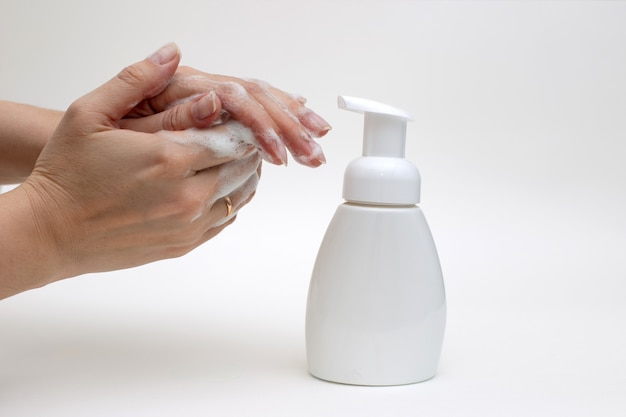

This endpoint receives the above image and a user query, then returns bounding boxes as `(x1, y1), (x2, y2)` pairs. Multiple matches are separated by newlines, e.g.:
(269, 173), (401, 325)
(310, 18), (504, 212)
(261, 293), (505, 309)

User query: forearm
(0, 101), (63, 184)
(0, 185), (63, 299)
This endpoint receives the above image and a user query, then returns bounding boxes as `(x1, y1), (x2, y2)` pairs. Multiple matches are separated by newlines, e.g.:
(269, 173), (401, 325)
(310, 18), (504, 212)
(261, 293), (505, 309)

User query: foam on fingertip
(293, 140), (327, 167)
(257, 128), (288, 166)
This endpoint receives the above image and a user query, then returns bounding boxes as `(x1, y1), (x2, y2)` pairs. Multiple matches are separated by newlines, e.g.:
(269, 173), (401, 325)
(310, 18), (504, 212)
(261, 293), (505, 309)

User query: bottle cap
(339, 96), (421, 205)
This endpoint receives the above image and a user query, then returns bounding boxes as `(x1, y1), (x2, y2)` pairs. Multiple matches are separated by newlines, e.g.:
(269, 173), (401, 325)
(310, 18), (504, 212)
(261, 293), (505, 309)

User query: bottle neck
(342, 156), (421, 205)
(363, 113), (407, 157)
(344, 201), (417, 209)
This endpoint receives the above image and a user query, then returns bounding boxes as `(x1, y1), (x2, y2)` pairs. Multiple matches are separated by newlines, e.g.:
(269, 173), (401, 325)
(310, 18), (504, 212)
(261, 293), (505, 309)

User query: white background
(1, 1), (625, 416)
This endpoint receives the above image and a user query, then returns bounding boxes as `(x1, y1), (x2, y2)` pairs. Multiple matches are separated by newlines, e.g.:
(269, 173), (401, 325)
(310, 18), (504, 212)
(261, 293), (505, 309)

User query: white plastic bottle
(305, 96), (446, 386)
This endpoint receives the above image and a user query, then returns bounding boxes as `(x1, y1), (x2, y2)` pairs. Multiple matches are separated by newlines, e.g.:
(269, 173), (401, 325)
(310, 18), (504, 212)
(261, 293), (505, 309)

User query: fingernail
(316, 151), (327, 165)
(304, 142), (327, 167)
(147, 42), (179, 65)
(291, 93), (307, 104)
(319, 124), (332, 135)
(279, 151), (289, 166)
(276, 143), (289, 166)
(192, 92), (218, 121)
(303, 110), (332, 138)
(257, 129), (288, 166)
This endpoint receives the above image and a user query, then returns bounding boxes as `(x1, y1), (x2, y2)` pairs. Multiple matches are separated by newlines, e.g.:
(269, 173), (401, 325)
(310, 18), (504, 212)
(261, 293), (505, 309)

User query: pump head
(339, 96), (421, 205)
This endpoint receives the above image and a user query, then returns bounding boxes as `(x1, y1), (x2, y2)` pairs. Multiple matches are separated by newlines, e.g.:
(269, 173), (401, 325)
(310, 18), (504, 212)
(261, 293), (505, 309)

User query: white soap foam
(186, 151), (261, 225)
(293, 140), (326, 166)
(160, 120), (257, 159)
(160, 75), (329, 167)
(213, 152), (261, 200)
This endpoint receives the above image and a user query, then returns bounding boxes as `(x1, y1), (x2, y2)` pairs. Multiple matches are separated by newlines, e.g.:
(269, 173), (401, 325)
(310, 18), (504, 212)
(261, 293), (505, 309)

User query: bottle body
(305, 203), (446, 386)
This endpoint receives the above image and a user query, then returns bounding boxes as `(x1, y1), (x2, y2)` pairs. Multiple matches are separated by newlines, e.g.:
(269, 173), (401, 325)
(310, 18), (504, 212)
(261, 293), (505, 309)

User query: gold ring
(224, 196), (233, 217)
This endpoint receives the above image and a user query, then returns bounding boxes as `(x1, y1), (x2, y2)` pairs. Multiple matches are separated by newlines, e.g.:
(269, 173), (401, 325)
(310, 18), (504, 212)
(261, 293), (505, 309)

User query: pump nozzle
(339, 95), (420, 205)
(338, 96), (413, 158)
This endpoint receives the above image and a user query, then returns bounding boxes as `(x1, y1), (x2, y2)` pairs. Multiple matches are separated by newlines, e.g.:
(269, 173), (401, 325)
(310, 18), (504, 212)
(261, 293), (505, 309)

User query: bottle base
(307, 369), (438, 387)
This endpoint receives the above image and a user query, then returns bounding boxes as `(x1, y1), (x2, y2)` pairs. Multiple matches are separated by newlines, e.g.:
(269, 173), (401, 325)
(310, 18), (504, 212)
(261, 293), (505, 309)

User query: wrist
(0, 183), (71, 299)
(0, 102), (63, 184)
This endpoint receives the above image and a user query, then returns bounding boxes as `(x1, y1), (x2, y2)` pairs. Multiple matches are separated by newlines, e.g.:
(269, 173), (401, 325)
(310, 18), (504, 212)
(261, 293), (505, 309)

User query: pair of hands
(20, 43), (330, 283)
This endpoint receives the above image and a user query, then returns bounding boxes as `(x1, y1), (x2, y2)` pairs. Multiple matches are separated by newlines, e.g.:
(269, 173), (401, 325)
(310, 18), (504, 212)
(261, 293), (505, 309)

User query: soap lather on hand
(128, 67), (332, 167)
(0, 43), (331, 301)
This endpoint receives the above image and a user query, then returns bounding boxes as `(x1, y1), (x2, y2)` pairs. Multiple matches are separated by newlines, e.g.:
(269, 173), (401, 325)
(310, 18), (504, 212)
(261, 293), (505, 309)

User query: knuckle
(243, 80), (264, 95)
(65, 100), (83, 118)
(61, 99), (95, 134)
(244, 77), (270, 91)
(117, 64), (147, 87)
(219, 81), (248, 97)
(162, 106), (184, 131)
(148, 143), (192, 179)
(149, 144), (176, 177)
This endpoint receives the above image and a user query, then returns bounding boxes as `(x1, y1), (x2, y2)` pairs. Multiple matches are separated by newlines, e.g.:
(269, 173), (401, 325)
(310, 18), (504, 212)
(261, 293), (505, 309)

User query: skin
(0, 43), (331, 183)
(139, 68), (331, 166)
(0, 43), (329, 299)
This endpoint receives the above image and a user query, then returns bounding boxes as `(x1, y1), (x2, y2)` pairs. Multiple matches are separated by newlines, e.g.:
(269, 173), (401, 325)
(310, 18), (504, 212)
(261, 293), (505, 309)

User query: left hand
(125, 65), (331, 167)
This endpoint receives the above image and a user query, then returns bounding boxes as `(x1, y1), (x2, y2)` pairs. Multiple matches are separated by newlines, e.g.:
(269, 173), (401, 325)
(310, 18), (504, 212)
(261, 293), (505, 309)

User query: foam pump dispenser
(305, 96), (446, 386)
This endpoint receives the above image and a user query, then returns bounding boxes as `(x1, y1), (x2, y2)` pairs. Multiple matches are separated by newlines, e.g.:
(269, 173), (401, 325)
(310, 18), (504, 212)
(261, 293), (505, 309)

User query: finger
(266, 86), (332, 138)
(221, 77), (328, 167)
(76, 43), (181, 124)
(156, 120), (258, 172)
(145, 69), (330, 166)
(214, 81), (289, 166)
(176, 217), (237, 256)
(138, 66), (203, 111)
(187, 153), (260, 231)
(151, 69), (288, 166)
(184, 150), (261, 218)
(241, 83), (328, 167)
(120, 92), (222, 133)
(229, 173), (259, 213)
(205, 169), (260, 227)
(200, 217), (236, 244)
(211, 151), (262, 201)
(256, 158), (263, 178)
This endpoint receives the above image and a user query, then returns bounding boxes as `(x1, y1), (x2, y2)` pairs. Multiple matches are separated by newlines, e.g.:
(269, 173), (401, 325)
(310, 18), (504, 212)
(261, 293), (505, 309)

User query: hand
(0, 44), (226, 185)
(17, 44), (261, 283)
(127, 65), (332, 167)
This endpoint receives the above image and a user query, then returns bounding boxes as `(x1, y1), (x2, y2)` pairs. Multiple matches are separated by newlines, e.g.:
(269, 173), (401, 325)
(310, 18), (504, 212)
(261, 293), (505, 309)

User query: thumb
(76, 43), (181, 124)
